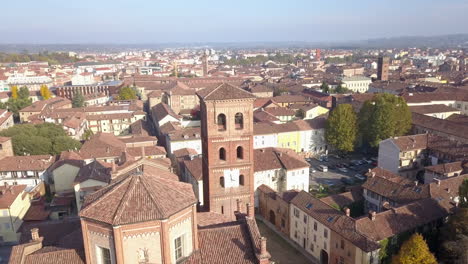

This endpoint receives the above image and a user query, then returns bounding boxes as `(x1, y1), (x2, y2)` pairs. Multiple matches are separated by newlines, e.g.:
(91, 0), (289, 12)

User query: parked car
(318, 165), (328, 172)
(341, 177), (355, 185)
(329, 165), (337, 170)
(353, 174), (366, 181)
(310, 168), (317, 173)
(338, 167), (348, 173)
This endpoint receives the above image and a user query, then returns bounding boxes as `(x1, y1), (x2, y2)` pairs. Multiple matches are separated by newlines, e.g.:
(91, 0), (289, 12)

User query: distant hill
(0, 34), (467, 52)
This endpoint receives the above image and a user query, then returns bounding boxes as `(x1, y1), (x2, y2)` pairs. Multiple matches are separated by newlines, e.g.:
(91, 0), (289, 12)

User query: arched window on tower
(236, 146), (244, 160)
(234, 113), (243, 129)
(220, 177), (225, 188)
(217, 114), (226, 131)
(239, 174), (245, 186)
(219, 147), (226, 161)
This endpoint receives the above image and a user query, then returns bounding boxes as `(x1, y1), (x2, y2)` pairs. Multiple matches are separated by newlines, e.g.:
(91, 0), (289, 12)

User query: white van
(318, 165), (328, 172)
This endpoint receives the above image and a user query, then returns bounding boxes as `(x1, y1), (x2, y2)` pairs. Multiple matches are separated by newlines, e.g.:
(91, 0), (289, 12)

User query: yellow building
(0, 184), (31, 243)
(277, 124), (301, 152)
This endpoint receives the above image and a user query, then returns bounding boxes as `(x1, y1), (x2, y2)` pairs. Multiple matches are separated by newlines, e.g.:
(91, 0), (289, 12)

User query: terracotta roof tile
(197, 83), (256, 101)
(80, 169), (196, 225)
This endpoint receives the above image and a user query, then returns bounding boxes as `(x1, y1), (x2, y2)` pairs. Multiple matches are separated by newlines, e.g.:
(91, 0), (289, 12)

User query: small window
(235, 112), (244, 129)
(236, 146), (244, 159)
(314, 222), (317, 231)
(174, 236), (184, 261)
(220, 177), (225, 188)
(97, 246), (111, 264)
(324, 229), (328, 238)
(219, 147), (226, 161)
(221, 206), (224, 214)
(239, 174), (245, 186)
(341, 239), (345, 249)
(217, 114), (226, 131)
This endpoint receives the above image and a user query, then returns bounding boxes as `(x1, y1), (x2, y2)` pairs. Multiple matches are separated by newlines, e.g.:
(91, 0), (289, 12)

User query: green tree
(325, 104), (357, 152)
(359, 94), (412, 148)
(460, 179), (468, 208)
(117, 86), (137, 100)
(40, 85), (52, 99)
(72, 92), (85, 108)
(295, 109), (305, 119)
(11, 86), (18, 99)
(439, 207), (468, 264)
(18, 86), (30, 100)
(320, 82), (330, 93)
(335, 83), (349, 94)
(52, 136), (82, 153)
(82, 129), (94, 141)
(392, 233), (437, 264)
(0, 123), (81, 155)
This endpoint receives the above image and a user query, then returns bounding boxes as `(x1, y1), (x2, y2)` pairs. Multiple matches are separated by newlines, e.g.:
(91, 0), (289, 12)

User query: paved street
(257, 220), (311, 264)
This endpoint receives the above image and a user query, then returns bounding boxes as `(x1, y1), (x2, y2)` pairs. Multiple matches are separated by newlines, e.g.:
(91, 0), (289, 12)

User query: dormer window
(217, 114), (226, 131)
(235, 113), (243, 129)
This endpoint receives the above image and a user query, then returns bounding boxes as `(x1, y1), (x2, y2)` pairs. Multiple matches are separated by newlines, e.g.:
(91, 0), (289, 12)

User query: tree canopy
(0, 51), (79, 65)
(359, 93), (412, 148)
(320, 82), (330, 93)
(0, 123), (81, 155)
(438, 206), (468, 264)
(72, 92), (85, 108)
(40, 85), (52, 99)
(0, 86), (32, 120)
(117, 86), (138, 100)
(392, 233), (437, 264)
(325, 104), (358, 152)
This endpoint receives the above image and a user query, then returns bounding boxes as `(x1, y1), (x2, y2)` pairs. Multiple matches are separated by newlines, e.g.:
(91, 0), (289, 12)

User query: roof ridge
(80, 174), (132, 218)
(139, 175), (166, 217)
(112, 175), (140, 224)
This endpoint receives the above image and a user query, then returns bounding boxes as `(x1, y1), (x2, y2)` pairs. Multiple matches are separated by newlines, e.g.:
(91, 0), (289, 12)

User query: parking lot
(307, 155), (377, 190)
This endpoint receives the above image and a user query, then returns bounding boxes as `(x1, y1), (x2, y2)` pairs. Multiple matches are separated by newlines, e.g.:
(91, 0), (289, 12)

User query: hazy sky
(2, 0), (468, 44)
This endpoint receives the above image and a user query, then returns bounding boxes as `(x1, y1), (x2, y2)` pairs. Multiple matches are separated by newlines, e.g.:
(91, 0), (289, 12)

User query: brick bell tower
(197, 83), (256, 220)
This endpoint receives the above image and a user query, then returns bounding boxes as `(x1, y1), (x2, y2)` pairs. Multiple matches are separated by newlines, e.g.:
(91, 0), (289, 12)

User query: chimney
(344, 208), (350, 217)
(371, 172), (376, 178)
(414, 181), (418, 186)
(247, 203), (254, 218)
(141, 146), (145, 158)
(434, 178), (441, 185)
(236, 199), (243, 213)
(111, 162), (117, 172)
(260, 237), (267, 256)
(369, 211), (376, 221)
(31, 228), (40, 241)
(106, 146), (110, 153)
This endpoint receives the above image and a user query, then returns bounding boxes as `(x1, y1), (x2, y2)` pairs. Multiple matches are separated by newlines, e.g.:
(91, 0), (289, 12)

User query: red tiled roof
(0, 185), (27, 209)
(80, 170), (196, 225)
(197, 83), (256, 101)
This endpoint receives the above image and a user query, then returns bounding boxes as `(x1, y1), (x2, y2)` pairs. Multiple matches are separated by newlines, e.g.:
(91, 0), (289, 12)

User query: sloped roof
(80, 169), (196, 225)
(197, 83), (256, 101)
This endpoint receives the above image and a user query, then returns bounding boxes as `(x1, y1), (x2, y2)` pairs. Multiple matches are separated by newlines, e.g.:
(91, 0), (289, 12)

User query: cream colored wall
(74, 179), (108, 212)
(290, 204), (331, 261)
(304, 106), (329, 120)
(0, 190), (30, 242)
(121, 231), (162, 264)
(169, 216), (193, 263)
(53, 164), (81, 193)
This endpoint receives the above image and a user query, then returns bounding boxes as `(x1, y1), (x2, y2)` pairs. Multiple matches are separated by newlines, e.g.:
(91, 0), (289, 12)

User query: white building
(253, 148), (309, 206)
(341, 76), (372, 93)
(71, 72), (95, 85)
(290, 191), (332, 263)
